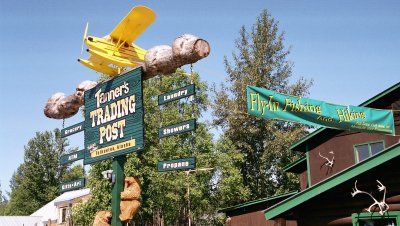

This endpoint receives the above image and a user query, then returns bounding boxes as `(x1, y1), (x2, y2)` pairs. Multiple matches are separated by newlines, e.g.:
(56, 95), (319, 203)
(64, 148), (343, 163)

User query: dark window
(370, 142), (384, 155)
(61, 208), (67, 223)
(351, 211), (399, 226)
(354, 141), (385, 163)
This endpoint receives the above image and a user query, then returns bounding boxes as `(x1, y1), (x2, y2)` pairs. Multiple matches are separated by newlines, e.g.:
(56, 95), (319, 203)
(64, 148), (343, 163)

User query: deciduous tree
(72, 70), (247, 225)
(4, 129), (80, 215)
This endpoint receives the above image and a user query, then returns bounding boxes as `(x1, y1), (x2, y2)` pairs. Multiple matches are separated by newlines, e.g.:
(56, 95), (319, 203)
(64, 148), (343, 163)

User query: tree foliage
(72, 70), (248, 225)
(4, 129), (81, 215)
(0, 182), (7, 215)
(212, 9), (313, 199)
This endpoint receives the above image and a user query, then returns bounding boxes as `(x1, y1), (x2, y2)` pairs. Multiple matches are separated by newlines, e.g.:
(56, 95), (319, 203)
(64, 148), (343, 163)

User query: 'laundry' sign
(158, 84), (195, 105)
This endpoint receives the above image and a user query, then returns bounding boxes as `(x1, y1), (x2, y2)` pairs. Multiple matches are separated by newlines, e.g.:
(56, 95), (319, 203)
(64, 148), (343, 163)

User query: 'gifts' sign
(84, 68), (144, 164)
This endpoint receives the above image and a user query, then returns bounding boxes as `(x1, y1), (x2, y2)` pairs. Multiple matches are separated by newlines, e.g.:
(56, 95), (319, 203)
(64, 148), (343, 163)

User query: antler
(377, 180), (386, 192)
(319, 152), (329, 162)
(351, 180), (389, 215)
(319, 152), (334, 167)
(376, 180), (387, 204)
(351, 180), (376, 201)
(351, 180), (361, 197)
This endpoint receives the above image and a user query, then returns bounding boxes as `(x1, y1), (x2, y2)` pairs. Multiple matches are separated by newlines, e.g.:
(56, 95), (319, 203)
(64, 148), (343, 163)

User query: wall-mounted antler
(319, 151), (334, 167)
(351, 180), (389, 215)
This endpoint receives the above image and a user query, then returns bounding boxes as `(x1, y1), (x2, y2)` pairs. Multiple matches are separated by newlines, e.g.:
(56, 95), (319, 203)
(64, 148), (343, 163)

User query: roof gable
(264, 142), (400, 220)
(220, 191), (298, 214)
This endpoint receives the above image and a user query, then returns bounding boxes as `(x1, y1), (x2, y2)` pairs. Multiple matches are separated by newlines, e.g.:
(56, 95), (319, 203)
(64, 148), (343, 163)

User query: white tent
(0, 216), (44, 226)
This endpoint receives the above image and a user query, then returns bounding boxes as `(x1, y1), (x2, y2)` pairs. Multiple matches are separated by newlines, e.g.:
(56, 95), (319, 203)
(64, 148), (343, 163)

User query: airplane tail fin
(81, 22), (89, 54)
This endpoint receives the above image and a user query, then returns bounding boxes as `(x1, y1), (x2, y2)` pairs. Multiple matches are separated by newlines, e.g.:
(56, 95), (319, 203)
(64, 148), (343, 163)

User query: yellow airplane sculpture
(78, 6), (156, 76)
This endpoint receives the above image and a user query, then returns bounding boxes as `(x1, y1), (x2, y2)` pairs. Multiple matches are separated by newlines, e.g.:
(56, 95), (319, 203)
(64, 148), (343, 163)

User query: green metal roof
(283, 156), (306, 173)
(264, 142), (400, 220)
(219, 190), (298, 213)
(290, 82), (400, 152)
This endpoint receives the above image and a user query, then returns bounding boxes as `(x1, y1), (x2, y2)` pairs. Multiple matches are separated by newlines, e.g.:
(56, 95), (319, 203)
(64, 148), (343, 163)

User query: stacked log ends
(143, 34), (210, 79)
(143, 45), (175, 80)
(44, 34), (210, 119)
(75, 80), (98, 104)
(44, 93), (69, 119)
(44, 80), (97, 119)
(172, 34), (210, 64)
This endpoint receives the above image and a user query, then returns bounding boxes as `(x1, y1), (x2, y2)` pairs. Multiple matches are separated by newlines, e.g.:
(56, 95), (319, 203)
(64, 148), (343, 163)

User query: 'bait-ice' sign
(84, 68), (144, 164)
(60, 178), (85, 192)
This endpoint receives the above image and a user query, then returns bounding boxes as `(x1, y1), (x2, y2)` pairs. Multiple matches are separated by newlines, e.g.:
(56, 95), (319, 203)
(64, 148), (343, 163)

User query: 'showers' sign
(61, 121), (84, 138)
(60, 178), (85, 192)
(60, 149), (86, 165)
(247, 86), (395, 135)
(84, 68), (144, 164)
(158, 84), (195, 105)
(158, 157), (196, 172)
(158, 119), (196, 139)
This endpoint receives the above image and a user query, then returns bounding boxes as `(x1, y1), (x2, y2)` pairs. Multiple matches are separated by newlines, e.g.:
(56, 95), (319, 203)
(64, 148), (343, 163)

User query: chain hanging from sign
(156, 68), (198, 172)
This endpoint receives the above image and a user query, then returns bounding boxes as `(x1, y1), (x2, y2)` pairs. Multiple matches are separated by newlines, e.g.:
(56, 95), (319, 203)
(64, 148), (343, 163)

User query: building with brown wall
(221, 82), (400, 226)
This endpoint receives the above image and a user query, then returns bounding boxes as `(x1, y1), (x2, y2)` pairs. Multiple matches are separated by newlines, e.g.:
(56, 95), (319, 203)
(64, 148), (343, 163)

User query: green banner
(247, 86), (395, 135)
(84, 68), (144, 164)
(158, 157), (196, 172)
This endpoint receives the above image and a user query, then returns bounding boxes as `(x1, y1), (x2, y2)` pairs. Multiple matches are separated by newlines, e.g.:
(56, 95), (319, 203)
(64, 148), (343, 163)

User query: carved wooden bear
(120, 176), (141, 222)
(93, 210), (112, 226)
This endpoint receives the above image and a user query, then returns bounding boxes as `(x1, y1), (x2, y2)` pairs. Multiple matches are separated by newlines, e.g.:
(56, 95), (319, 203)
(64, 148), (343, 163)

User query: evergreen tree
(0, 182), (8, 215)
(4, 129), (79, 215)
(212, 10), (313, 199)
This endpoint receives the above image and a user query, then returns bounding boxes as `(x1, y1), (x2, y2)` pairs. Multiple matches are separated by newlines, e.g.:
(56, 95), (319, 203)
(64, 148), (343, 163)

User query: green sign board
(61, 121), (84, 138)
(158, 157), (196, 172)
(247, 86), (395, 135)
(60, 149), (86, 165)
(158, 84), (195, 105)
(158, 119), (196, 139)
(84, 68), (144, 164)
(60, 178), (85, 193)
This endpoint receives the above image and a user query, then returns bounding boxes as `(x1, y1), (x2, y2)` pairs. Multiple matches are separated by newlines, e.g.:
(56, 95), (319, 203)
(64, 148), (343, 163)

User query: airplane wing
(109, 6), (156, 45)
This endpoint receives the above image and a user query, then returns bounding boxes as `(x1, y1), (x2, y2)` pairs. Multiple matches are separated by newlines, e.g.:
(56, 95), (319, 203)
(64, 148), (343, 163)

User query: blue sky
(0, 0), (399, 193)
